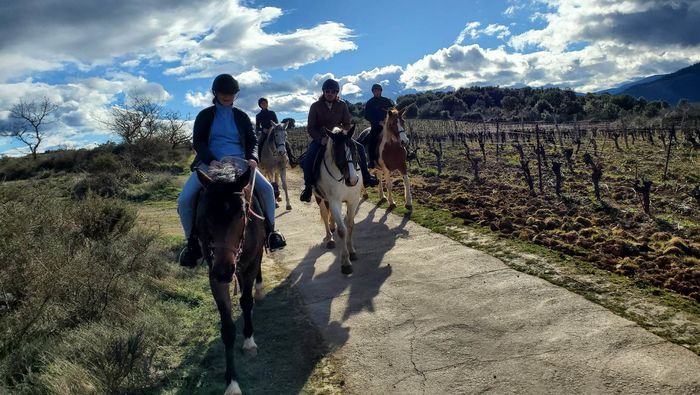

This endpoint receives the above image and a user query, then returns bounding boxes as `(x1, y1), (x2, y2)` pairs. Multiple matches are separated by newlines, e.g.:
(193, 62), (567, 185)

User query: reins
(208, 167), (265, 294)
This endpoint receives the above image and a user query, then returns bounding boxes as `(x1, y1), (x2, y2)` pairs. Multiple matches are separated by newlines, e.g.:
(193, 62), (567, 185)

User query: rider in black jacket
(364, 84), (394, 168)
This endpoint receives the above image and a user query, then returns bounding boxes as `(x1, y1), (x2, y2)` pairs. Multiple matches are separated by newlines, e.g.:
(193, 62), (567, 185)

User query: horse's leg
(280, 166), (291, 211)
(346, 199), (358, 261)
(319, 199), (335, 248)
(240, 262), (259, 357)
(403, 170), (413, 210)
(384, 169), (396, 209)
(209, 276), (241, 395)
(255, 266), (265, 301)
(328, 200), (351, 273)
(378, 169), (386, 202)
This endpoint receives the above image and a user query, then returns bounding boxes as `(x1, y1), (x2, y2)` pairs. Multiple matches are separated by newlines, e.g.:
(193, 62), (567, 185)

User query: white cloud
(0, 0), (357, 83)
(455, 22), (482, 44)
(0, 73), (173, 155)
(456, 22), (511, 44)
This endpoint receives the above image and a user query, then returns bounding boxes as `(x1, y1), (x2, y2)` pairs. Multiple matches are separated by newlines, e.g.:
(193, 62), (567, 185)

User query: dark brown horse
(194, 159), (265, 395)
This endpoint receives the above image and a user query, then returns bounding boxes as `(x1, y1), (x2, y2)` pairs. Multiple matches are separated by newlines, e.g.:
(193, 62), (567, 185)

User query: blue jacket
(190, 105), (258, 170)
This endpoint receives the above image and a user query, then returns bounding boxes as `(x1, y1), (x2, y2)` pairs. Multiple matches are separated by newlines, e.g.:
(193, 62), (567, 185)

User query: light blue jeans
(177, 165), (275, 239)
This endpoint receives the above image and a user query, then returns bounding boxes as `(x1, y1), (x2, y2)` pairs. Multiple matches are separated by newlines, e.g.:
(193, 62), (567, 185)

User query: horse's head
(384, 107), (409, 146)
(325, 124), (359, 187)
(196, 159), (252, 282)
(268, 120), (290, 156)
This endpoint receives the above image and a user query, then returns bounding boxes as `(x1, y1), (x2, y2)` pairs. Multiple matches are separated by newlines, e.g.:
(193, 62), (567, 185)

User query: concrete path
(272, 170), (700, 394)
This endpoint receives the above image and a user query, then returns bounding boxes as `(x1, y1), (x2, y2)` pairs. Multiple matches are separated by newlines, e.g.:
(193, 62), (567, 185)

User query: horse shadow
(169, 261), (336, 395)
(286, 201), (410, 349)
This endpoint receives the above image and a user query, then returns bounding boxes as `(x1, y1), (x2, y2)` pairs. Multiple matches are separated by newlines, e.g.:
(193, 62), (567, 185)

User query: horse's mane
(207, 161), (246, 183)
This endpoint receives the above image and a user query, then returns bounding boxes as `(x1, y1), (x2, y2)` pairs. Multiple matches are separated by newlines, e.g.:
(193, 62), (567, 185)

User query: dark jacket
(190, 105), (258, 170)
(307, 98), (352, 142)
(255, 109), (278, 132)
(364, 96), (394, 126)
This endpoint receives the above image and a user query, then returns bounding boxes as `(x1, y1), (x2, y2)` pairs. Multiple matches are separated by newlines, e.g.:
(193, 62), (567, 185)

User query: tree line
(348, 86), (699, 124)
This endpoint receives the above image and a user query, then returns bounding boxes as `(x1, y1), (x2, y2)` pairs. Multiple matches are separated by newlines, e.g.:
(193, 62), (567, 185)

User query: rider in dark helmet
(177, 74), (286, 267)
(299, 78), (379, 202)
(255, 97), (296, 165)
(364, 83), (394, 168)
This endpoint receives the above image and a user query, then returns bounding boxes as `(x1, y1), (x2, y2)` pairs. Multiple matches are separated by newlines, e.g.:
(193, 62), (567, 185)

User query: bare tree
(1, 97), (59, 159)
(103, 96), (164, 144)
(160, 110), (189, 148)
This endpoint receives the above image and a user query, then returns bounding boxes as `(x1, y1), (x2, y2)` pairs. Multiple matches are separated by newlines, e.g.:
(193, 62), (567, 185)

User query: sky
(1, 0), (700, 156)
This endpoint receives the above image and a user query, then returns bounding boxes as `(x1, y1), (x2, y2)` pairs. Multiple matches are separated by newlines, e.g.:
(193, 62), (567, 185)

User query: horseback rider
(178, 74), (286, 267)
(300, 78), (379, 202)
(255, 97), (296, 165)
(364, 83), (394, 168)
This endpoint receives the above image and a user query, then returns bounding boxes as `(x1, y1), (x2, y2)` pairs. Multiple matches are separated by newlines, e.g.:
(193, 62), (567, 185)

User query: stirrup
(267, 231), (287, 251)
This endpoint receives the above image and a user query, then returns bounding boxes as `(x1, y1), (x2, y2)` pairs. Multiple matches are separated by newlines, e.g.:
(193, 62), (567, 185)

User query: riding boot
(178, 236), (202, 267)
(356, 143), (379, 187)
(264, 218), (286, 251)
(286, 142), (297, 168)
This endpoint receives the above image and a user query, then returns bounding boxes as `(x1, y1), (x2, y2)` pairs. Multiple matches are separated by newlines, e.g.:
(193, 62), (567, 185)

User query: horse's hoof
(388, 203), (397, 210)
(242, 337), (258, 357)
(286, 204), (292, 210)
(362, 193), (369, 199)
(326, 240), (335, 249)
(349, 252), (358, 261)
(254, 283), (266, 301)
(378, 197), (386, 204)
(405, 204), (413, 210)
(224, 380), (242, 395)
(341, 264), (353, 275)
(276, 196), (283, 202)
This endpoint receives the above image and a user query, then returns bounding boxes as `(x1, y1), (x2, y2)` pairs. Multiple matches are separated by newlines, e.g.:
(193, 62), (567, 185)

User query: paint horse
(314, 125), (362, 275)
(194, 158), (265, 395)
(359, 107), (413, 209)
(258, 120), (293, 211)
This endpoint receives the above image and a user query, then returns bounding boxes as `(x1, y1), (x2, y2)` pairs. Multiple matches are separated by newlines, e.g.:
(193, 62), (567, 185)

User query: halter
(323, 142), (357, 183)
(266, 125), (287, 156)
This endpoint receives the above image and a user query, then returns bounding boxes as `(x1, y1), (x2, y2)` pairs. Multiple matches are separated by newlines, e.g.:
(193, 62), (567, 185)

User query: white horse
(258, 121), (292, 211)
(313, 125), (362, 275)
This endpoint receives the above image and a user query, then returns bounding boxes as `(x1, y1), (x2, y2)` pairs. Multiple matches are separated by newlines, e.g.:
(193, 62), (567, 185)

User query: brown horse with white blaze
(366, 107), (412, 210)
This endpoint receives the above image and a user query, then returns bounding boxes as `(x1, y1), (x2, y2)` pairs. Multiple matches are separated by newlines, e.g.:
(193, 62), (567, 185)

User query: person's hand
(321, 136), (329, 145)
(248, 159), (257, 169)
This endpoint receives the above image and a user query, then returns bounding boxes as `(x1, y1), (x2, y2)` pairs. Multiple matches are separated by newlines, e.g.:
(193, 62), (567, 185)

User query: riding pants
(178, 165), (276, 238)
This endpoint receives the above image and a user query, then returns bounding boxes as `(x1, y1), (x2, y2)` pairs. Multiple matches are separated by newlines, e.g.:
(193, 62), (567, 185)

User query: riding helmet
(258, 97), (268, 108)
(322, 78), (340, 92)
(212, 74), (240, 95)
(371, 83), (382, 91)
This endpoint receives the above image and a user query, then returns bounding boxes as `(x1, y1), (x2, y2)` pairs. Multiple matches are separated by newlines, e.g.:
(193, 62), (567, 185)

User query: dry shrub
(0, 187), (168, 392)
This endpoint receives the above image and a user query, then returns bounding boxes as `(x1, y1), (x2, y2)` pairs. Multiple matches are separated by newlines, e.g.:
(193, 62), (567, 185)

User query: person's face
(216, 92), (236, 106)
(260, 100), (268, 110)
(372, 88), (382, 98)
(323, 88), (338, 101)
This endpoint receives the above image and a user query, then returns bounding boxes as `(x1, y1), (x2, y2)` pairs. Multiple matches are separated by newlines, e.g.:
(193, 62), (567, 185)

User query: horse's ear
(270, 120), (277, 128)
(196, 168), (213, 188)
(398, 107), (406, 117)
(347, 123), (356, 138)
(232, 168), (252, 191)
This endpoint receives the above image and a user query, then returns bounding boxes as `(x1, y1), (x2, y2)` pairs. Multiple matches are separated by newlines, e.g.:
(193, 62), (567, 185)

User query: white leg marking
(224, 380), (242, 395)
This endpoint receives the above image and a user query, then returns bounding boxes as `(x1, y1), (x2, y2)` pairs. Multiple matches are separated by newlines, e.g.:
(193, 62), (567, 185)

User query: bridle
(323, 136), (357, 183)
(206, 169), (265, 285)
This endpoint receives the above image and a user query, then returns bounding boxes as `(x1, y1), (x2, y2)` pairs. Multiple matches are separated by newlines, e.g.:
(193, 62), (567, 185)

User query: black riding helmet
(371, 83), (382, 91)
(258, 97), (268, 108)
(212, 74), (240, 95)
(322, 78), (340, 92)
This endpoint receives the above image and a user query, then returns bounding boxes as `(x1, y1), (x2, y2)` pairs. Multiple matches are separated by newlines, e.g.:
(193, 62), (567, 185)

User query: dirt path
(272, 169), (700, 394)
